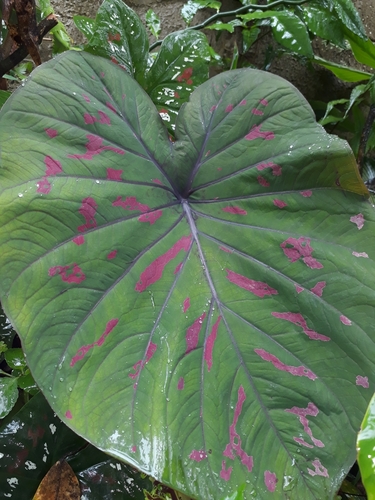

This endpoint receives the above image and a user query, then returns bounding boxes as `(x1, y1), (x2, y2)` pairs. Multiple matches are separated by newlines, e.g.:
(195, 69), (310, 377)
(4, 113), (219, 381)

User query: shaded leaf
(357, 393), (375, 500)
(4, 347), (27, 370)
(0, 377), (18, 418)
(0, 90), (11, 109)
(32, 460), (80, 500)
(84, 0), (149, 80)
(17, 371), (39, 394)
(0, 51), (374, 500)
(181, 0), (221, 25)
(241, 26), (260, 53)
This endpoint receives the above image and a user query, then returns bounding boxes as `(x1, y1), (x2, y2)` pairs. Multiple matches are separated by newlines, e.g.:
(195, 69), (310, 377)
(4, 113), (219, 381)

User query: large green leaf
(0, 51), (374, 500)
(357, 393), (375, 500)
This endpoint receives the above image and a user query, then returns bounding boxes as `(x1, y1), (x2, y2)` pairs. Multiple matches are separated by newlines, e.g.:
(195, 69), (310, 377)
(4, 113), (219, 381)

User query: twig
(0, 16), (58, 77)
(150, 0), (309, 50)
(357, 103), (375, 175)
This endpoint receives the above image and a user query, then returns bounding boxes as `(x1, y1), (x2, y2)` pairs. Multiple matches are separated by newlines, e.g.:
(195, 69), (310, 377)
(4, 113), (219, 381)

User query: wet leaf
(84, 0), (149, 80)
(73, 15), (96, 41)
(330, 0), (367, 39)
(181, 0), (221, 25)
(145, 9), (161, 39)
(17, 371), (39, 394)
(0, 377), (18, 418)
(301, 4), (346, 48)
(4, 347), (27, 370)
(240, 10), (313, 57)
(357, 393), (375, 500)
(344, 29), (375, 70)
(0, 50), (374, 500)
(32, 460), (80, 500)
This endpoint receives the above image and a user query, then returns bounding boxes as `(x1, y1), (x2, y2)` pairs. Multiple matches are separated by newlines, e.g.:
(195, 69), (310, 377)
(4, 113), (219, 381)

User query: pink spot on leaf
(73, 235), (85, 245)
(106, 101), (117, 113)
(204, 316), (221, 371)
(183, 297), (190, 313)
(274, 199), (287, 208)
(356, 375), (369, 388)
(186, 312), (206, 354)
(252, 108), (264, 116)
(106, 168), (123, 180)
(131, 445), (137, 453)
(174, 262), (183, 274)
(152, 178), (163, 185)
(176, 67), (193, 83)
(78, 197), (97, 232)
(84, 113), (96, 125)
(227, 269), (278, 298)
(223, 386), (253, 471)
(178, 377), (184, 390)
(264, 471), (277, 492)
(260, 98), (268, 106)
(352, 251), (369, 258)
(210, 105), (217, 112)
(107, 250), (117, 260)
(310, 281), (326, 297)
(174, 91), (180, 98)
(257, 176), (270, 187)
(65, 411), (73, 419)
(307, 459), (329, 478)
(255, 349), (317, 380)
(129, 342), (157, 379)
(281, 237), (323, 269)
(45, 128), (57, 138)
(245, 125), (274, 141)
(83, 95), (90, 102)
(285, 402), (324, 448)
(220, 461), (232, 481)
(295, 285), (304, 293)
(239, 99), (246, 106)
(37, 177), (51, 194)
(138, 210), (163, 225)
(301, 190), (312, 197)
(272, 312), (330, 341)
(98, 111), (110, 124)
(113, 196), (149, 213)
(45, 156), (62, 176)
(350, 213), (364, 229)
(70, 319), (119, 367)
(294, 437), (314, 448)
(257, 162), (281, 176)
(68, 134), (124, 160)
(219, 246), (233, 253)
(135, 235), (191, 292)
(189, 450), (207, 462)
(49, 263), (85, 284)
(340, 315), (352, 325)
(222, 206), (247, 215)
(225, 104), (233, 112)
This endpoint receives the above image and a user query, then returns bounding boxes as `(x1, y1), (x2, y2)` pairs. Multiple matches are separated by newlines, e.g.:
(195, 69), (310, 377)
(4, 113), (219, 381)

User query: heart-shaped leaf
(0, 51), (374, 500)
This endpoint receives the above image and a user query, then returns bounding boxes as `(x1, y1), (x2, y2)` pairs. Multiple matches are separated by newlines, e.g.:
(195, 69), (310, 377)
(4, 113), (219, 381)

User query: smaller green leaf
(240, 10), (313, 57)
(319, 98), (347, 126)
(73, 15), (96, 40)
(0, 377), (18, 418)
(344, 29), (375, 70)
(17, 373), (39, 395)
(0, 90), (10, 109)
(50, 23), (73, 54)
(4, 347), (27, 370)
(242, 26), (260, 53)
(181, 0), (221, 25)
(301, 5), (346, 48)
(221, 484), (245, 500)
(331, 0), (367, 39)
(357, 393), (375, 500)
(230, 42), (239, 70)
(145, 9), (161, 39)
(206, 19), (244, 33)
(0, 342), (7, 354)
(313, 56), (372, 82)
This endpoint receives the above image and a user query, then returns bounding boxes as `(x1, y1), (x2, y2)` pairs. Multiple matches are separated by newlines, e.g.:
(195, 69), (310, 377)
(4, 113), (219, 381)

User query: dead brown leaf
(32, 460), (80, 500)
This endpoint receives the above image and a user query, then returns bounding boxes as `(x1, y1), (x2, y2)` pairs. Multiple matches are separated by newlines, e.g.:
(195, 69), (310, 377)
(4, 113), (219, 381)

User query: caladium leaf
(84, 0), (149, 81)
(144, 30), (211, 131)
(0, 51), (374, 500)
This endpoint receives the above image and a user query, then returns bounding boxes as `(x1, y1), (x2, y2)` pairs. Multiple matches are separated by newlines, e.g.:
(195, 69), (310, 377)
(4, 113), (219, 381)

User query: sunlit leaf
(146, 9), (161, 39)
(181, 0), (221, 25)
(73, 15), (96, 41)
(0, 50), (374, 500)
(357, 393), (375, 500)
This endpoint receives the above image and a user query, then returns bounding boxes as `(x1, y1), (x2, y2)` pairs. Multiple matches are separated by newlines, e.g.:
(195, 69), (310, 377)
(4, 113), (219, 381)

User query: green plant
(357, 392), (375, 500)
(0, 45), (374, 499)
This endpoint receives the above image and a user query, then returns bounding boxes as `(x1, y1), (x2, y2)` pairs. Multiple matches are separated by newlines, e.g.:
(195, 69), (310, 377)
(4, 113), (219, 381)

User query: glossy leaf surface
(0, 392), (152, 499)
(0, 51), (374, 499)
(0, 377), (18, 418)
(357, 393), (375, 500)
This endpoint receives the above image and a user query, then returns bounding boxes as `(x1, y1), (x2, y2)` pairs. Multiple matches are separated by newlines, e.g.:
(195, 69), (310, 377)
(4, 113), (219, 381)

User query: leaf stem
(0, 369), (13, 378)
(357, 103), (375, 175)
(149, 0), (310, 51)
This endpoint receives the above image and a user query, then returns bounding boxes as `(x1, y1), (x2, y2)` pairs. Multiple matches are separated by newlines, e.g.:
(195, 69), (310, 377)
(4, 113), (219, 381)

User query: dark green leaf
(301, 4), (346, 48)
(145, 30), (211, 130)
(0, 377), (18, 418)
(181, 0), (221, 25)
(0, 50), (374, 500)
(17, 372), (39, 394)
(344, 29), (375, 70)
(357, 393), (375, 499)
(73, 15), (96, 41)
(330, 0), (367, 39)
(84, 0), (149, 81)
(0, 90), (10, 109)
(240, 10), (313, 57)
(242, 26), (260, 53)
(145, 9), (161, 39)
(4, 348), (27, 370)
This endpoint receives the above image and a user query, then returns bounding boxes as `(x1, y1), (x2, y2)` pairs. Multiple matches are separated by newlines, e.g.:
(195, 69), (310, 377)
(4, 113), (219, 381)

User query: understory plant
(0, 1), (375, 499)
